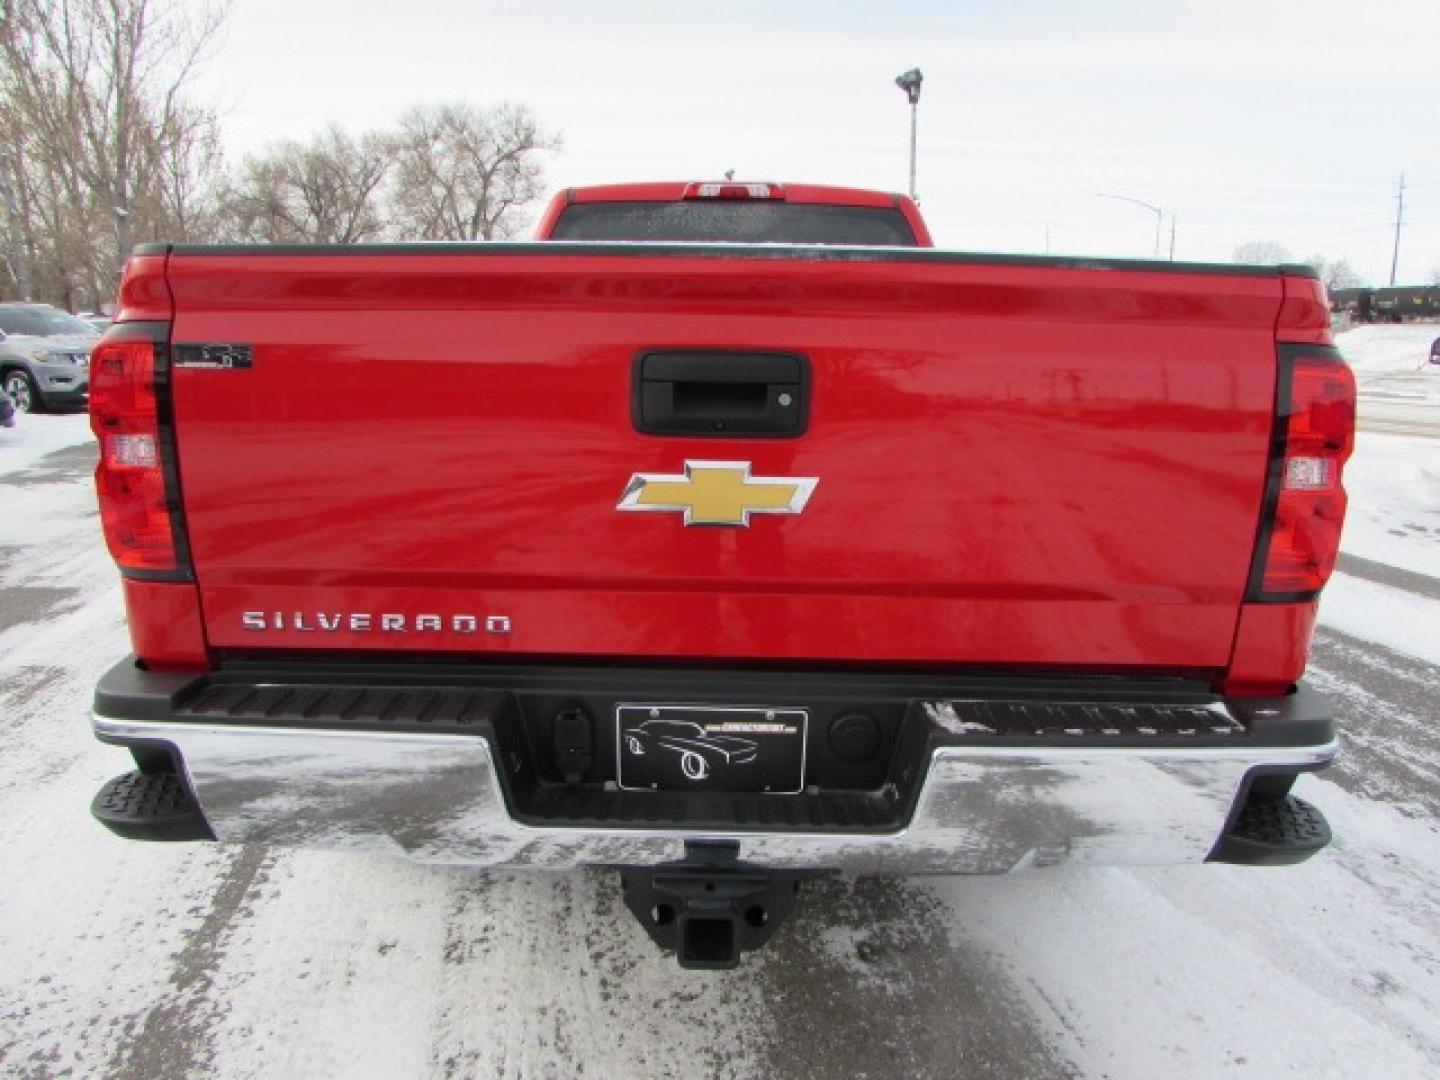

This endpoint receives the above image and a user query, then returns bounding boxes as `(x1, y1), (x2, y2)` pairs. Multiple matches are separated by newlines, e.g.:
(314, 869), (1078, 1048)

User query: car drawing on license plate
(616, 706), (807, 792)
(625, 719), (759, 780)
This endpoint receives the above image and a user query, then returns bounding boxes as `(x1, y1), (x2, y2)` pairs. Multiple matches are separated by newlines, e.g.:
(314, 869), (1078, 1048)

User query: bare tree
(0, 106), (110, 307)
(1429, 266), (1440, 287)
(0, 151), (34, 300)
(216, 126), (394, 243)
(390, 103), (558, 241)
(148, 105), (224, 241)
(0, 0), (227, 304)
(1302, 253), (1363, 291)
(1232, 240), (1292, 266)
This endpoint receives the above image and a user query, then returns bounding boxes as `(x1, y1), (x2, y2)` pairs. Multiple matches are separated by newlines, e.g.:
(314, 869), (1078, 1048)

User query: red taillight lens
(90, 336), (182, 575)
(1252, 352), (1355, 598)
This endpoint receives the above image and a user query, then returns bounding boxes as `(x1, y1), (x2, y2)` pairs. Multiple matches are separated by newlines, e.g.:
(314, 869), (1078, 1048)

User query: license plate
(616, 705), (808, 793)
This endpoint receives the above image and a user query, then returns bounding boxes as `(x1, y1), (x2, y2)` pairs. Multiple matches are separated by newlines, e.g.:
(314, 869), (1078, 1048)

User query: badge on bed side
(173, 343), (252, 369)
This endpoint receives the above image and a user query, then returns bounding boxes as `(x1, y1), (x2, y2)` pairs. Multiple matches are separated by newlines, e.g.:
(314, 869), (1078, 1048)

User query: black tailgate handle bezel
(632, 350), (810, 437)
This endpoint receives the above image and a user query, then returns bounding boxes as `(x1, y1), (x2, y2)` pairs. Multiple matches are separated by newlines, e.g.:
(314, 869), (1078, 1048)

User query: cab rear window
(549, 201), (918, 246)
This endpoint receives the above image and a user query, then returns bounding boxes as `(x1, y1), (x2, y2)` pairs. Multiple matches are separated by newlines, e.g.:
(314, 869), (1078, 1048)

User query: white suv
(0, 304), (100, 413)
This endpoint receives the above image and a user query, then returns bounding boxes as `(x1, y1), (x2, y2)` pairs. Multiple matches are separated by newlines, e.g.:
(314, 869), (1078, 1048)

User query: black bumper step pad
(186, 686), (1246, 742)
(180, 683), (500, 733)
(923, 699), (1245, 742)
(92, 770), (214, 842)
(525, 784), (904, 832)
(1210, 794), (1331, 866)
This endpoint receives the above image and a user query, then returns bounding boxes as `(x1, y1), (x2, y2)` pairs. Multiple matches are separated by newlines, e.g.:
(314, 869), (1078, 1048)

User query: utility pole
(894, 68), (923, 201)
(1169, 216), (1176, 261)
(1389, 173), (1405, 286)
(1045, 226), (1051, 255)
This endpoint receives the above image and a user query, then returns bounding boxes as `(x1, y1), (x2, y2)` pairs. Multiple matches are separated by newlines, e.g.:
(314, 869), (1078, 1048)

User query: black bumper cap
(92, 770), (215, 843)
(1209, 794), (1331, 867)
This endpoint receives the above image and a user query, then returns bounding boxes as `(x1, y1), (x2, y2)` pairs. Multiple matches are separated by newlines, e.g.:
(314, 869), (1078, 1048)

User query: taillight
(1248, 347), (1355, 600)
(89, 325), (190, 579)
(683, 181), (782, 200)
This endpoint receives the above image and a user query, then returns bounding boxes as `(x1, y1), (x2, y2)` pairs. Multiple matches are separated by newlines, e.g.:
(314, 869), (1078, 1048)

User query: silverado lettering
(86, 180), (1353, 969)
(240, 612), (512, 634)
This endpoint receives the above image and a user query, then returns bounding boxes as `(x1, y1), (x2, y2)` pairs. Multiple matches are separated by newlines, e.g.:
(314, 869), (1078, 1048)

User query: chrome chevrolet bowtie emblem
(617, 461), (818, 527)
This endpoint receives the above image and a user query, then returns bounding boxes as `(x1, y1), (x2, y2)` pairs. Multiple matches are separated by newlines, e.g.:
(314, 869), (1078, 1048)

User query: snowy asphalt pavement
(2, 336), (1439, 1077)
(1358, 398), (1440, 439)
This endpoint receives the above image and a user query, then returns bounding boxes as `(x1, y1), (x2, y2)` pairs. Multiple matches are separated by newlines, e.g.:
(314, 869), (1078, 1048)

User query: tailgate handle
(633, 351), (809, 437)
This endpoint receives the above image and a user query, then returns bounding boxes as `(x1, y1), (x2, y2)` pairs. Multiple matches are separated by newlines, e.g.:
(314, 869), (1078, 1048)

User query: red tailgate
(165, 248), (1282, 671)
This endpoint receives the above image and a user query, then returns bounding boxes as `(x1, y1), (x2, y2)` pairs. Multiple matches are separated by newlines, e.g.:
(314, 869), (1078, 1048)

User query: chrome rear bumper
(92, 713), (1337, 875)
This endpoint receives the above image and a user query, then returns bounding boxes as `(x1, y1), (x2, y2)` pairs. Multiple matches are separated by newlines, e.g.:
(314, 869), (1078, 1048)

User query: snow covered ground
(1340, 431), (1440, 579)
(1, 398), (1438, 1079)
(0, 410), (97, 476)
(1342, 324), (1440, 440)
(1339, 323), (1440, 406)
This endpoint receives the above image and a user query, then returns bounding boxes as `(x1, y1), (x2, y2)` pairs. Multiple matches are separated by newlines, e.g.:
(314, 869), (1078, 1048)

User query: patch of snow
(1340, 431), (1440, 579)
(1317, 570), (1440, 667)
(924, 701), (996, 735)
(1337, 323), (1440, 405)
(0, 412), (95, 479)
(932, 771), (1440, 1079)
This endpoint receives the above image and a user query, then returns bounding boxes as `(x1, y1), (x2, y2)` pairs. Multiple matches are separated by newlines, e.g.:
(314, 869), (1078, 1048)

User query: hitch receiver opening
(620, 840), (804, 969)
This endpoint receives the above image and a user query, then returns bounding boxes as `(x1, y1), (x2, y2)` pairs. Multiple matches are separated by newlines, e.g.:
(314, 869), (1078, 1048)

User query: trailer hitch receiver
(621, 841), (803, 968)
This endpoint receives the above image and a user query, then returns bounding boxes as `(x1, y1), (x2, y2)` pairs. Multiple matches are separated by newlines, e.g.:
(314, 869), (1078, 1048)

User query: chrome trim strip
(93, 714), (1337, 875)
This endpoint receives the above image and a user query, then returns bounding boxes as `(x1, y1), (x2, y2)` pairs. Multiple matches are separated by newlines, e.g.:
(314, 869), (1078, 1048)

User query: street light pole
(894, 68), (923, 201)
(1096, 192), (1164, 258)
(908, 98), (918, 199)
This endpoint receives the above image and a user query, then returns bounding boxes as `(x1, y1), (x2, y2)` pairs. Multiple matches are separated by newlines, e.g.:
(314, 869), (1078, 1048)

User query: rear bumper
(39, 384), (89, 410)
(91, 658), (1338, 874)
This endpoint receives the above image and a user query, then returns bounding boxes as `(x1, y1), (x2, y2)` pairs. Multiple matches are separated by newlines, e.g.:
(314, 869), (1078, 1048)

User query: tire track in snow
(102, 847), (275, 1080)
(0, 441), (97, 489)
(1334, 555), (1440, 602)
(420, 868), (772, 1079)
(0, 587), (82, 636)
(1308, 627), (1440, 816)
(755, 875), (1077, 1080)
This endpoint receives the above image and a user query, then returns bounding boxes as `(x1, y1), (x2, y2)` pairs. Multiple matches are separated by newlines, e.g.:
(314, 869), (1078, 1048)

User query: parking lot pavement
(1, 415), (1438, 1079)
(1358, 397), (1440, 438)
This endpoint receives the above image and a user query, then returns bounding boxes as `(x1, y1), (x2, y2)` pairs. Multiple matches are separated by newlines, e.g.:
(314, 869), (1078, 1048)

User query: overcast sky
(195, 0), (1440, 281)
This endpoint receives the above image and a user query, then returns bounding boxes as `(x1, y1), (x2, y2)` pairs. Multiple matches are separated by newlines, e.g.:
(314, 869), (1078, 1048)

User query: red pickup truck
(88, 181), (1352, 968)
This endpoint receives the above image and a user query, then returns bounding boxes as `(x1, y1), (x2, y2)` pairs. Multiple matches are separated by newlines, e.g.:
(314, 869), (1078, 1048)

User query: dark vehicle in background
(1330, 285), (1440, 323)
(0, 303), (98, 412)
